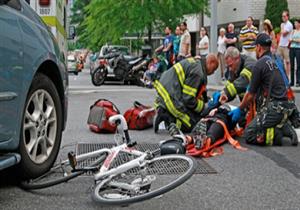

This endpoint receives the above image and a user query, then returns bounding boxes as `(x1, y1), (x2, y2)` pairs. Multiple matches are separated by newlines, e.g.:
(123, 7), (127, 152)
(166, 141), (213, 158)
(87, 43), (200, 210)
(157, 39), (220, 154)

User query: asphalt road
(1, 69), (300, 210)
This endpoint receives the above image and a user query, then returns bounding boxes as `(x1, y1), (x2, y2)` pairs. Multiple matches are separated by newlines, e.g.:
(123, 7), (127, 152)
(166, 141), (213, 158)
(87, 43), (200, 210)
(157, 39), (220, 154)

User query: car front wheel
(19, 73), (63, 179)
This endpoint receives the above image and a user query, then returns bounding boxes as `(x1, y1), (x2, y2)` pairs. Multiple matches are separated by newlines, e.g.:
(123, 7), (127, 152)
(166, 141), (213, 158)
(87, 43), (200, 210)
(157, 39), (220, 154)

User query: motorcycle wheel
(135, 70), (145, 87)
(91, 67), (106, 86)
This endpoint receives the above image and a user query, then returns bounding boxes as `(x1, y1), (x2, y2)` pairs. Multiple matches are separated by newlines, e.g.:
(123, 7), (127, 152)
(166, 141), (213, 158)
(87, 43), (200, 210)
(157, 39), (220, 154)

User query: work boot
(281, 124), (298, 146)
(290, 109), (300, 128)
(191, 120), (207, 136)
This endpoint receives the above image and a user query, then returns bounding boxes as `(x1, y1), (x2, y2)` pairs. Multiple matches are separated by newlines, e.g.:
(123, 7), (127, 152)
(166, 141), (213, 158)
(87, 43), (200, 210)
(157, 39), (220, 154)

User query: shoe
(191, 120), (207, 136)
(290, 82), (294, 87)
(296, 83), (300, 87)
(282, 124), (298, 146)
(193, 135), (210, 150)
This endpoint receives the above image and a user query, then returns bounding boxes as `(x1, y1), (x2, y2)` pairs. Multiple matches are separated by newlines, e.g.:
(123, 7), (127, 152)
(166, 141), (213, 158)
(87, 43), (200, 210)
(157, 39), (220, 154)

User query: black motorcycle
(91, 51), (149, 86)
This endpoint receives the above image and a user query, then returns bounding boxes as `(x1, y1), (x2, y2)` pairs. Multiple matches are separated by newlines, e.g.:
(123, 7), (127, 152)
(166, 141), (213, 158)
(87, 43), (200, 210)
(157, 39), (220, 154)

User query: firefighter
(153, 54), (219, 133)
(229, 33), (298, 146)
(210, 47), (256, 106)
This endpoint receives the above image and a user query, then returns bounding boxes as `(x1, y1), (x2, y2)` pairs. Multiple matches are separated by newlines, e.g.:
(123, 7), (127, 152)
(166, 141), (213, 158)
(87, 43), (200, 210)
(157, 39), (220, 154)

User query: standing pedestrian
(225, 23), (238, 48)
(263, 19), (277, 53)
(239, 16), (258, 59)
(217, 28), (226, 80)
(224, 23), (238, 79)
(278, 10), (293, 79)
(178, 22), (191, 61)
(155, 26), (174, 68)
(173, 26), (182, 63)
(289, 19), (300, 87)
(198, 27), (209, 58)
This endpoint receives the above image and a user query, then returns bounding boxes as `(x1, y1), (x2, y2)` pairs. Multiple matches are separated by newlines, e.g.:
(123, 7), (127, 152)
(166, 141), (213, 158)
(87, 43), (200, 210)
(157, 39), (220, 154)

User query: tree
(265, 0), (288, 28)
(80, 0), (209, 50)
(70, 0), (91, 48)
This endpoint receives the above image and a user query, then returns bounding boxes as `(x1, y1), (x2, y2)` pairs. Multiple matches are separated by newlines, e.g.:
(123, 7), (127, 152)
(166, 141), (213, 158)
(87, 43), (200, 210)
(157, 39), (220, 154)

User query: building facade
(201, 0), (300, 31)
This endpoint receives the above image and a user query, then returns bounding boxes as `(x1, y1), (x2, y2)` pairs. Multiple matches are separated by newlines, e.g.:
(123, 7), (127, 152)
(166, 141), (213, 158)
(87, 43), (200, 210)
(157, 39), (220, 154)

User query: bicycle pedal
(68, 151), (77, 169)
(127, 141), (137, 148)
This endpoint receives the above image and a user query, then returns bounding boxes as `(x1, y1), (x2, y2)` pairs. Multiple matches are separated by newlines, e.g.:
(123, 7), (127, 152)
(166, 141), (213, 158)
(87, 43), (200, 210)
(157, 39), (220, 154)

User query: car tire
(18, 73), (63, 179)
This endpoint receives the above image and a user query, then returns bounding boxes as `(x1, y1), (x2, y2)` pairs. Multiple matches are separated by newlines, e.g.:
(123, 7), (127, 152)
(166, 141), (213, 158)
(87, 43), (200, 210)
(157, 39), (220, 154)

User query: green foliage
(265, 0), (288, 28)
(79, 0), (208, 50)
(70, 0), (91, 48)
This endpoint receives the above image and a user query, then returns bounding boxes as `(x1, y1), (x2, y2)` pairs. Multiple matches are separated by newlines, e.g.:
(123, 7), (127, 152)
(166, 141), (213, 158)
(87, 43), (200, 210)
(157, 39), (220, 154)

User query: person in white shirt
(278, 10), (294, 78)
(198, 27), (209, 58)
(217, 28), (226, 80)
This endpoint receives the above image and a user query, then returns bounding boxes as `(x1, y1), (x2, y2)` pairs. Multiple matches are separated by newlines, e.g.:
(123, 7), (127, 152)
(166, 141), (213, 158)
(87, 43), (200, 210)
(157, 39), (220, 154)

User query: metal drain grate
(76, 143), (217, 175)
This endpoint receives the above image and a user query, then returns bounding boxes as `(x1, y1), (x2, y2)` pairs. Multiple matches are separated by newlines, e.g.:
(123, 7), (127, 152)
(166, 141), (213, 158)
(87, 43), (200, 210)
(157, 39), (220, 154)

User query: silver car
(0, 0), (68, 178)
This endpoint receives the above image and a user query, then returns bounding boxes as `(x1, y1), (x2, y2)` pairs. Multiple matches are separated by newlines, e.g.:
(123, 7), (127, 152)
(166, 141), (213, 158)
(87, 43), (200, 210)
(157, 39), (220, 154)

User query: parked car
(67, 54), (79, 75)
(0, 0), (68, 179)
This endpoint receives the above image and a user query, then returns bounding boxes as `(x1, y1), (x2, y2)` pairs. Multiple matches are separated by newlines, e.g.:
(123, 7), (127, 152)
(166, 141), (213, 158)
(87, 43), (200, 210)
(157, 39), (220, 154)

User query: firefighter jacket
(224, 55), (256, 101)
(153, 58), (207, 128)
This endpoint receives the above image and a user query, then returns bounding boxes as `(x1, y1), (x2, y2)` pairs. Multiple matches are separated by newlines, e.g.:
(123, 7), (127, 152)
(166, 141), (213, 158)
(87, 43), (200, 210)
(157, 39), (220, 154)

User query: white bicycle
(21, 115), (196, 206)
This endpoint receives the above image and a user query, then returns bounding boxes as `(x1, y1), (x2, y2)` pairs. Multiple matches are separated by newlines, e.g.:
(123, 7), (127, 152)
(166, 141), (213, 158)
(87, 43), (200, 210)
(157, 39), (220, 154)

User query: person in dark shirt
(229, 33), (298, 146)
(225, 23), (238, 48)
(155, 26), (174, 68)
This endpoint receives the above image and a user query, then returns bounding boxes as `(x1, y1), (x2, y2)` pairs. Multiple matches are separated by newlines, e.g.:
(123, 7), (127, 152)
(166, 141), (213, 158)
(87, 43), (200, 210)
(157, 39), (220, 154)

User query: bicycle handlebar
(109, 115), (131, 144)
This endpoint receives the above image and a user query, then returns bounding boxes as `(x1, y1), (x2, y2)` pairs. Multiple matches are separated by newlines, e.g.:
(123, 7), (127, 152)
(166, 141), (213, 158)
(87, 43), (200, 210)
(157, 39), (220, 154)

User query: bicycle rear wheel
(20, 154), (106, 190)
(92, 154), (196, 206)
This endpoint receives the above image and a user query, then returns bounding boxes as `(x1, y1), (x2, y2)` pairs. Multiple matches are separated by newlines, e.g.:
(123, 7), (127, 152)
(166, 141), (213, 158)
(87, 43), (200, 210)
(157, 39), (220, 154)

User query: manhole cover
(76, 143), (217, 175)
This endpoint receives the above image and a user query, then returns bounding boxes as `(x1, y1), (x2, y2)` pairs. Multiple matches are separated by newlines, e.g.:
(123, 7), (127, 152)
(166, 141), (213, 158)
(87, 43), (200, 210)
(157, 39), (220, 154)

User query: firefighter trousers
(244, 101), (298, 146)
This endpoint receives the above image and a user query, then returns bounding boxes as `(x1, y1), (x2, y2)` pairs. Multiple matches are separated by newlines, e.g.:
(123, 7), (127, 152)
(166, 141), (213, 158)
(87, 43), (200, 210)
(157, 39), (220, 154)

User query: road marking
(69, 88), (155, 94)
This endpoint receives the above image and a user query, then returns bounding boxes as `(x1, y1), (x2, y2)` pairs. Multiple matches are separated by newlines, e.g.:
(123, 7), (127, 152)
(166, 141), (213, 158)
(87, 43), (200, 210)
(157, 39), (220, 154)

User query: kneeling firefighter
(229, 33), (299, 146)
(153, 54), (219, 133)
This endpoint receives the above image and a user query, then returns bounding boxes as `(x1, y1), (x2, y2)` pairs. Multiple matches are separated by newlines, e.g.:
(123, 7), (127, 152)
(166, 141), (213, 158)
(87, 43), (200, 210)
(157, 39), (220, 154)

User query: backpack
(124, 101), (156, 130)
(87, 99), (120, 133)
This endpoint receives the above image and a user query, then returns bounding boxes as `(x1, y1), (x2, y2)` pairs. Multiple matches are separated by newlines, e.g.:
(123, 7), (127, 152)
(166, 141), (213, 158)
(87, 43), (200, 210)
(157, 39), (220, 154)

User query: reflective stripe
(174, 63), (185, 87)
(174, 63), (197, 97)
(187, 58), (196, 63)
(194, 99), (204, 112)
(153, 81), (191, 127)
(183, 85), (197, 97)
(240, 68), (252, 81)
(176, 119), (182, 129)
(225, 81), (237, 97)
(266, 127), (274, 146)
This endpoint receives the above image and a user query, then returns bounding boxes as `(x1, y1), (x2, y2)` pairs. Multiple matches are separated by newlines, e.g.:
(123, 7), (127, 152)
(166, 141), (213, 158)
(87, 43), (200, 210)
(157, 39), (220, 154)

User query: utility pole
(210, 0), (220, 84)
(210, 0), (218, 53)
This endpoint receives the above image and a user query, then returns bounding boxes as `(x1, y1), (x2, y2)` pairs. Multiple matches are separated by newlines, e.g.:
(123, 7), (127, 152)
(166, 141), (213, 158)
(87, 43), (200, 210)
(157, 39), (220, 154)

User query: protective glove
(228, 107), (242, 123)
(208, 91), (221, 108)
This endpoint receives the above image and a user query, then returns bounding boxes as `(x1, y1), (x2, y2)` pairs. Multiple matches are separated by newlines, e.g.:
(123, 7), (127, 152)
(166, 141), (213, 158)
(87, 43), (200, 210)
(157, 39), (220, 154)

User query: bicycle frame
(73, 114), (155, 183)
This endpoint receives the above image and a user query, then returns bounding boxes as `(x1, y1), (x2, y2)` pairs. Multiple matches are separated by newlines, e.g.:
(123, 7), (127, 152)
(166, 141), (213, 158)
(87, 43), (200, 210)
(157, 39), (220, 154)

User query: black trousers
(289, 48), (300, 85)
(244, 101), (295, 145)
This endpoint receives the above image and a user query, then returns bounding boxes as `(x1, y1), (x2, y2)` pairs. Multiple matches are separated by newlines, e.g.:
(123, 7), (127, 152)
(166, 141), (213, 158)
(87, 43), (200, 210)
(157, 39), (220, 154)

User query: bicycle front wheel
(92, 154), (196, 206)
